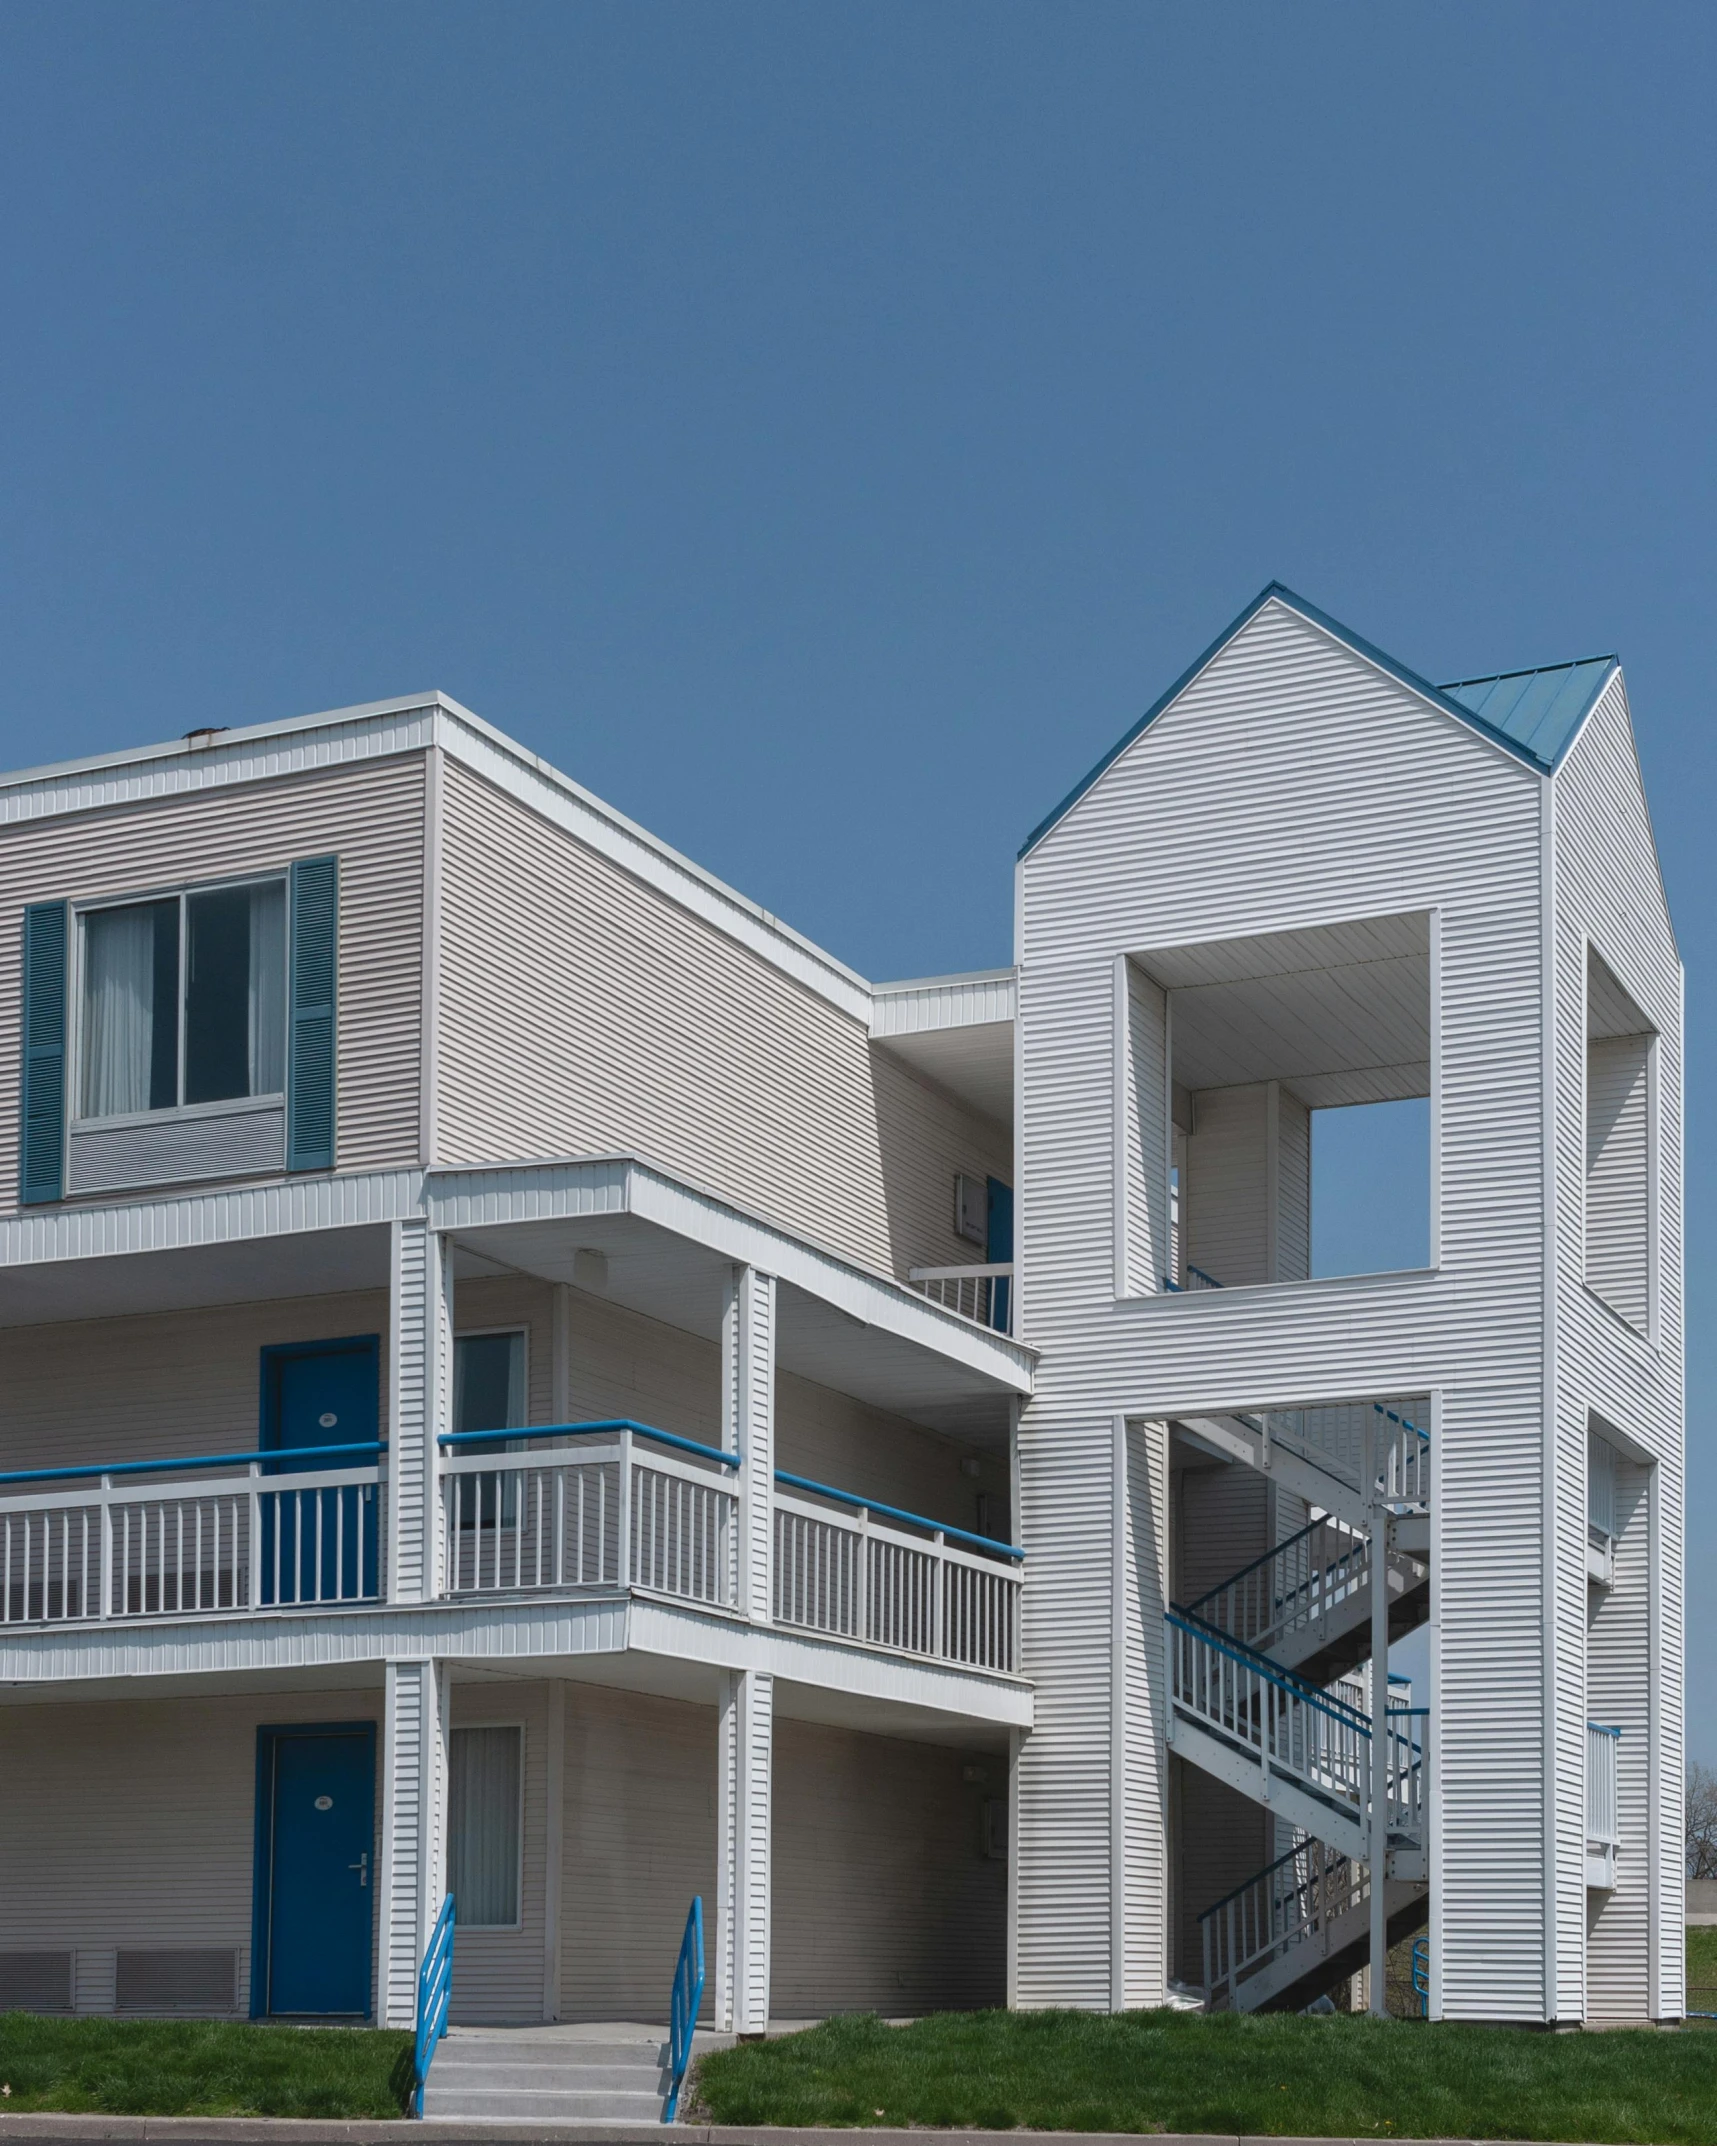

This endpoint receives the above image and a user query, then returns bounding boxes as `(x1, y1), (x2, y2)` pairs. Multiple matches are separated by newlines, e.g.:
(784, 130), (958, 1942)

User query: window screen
(448, 1724), (522, 1927)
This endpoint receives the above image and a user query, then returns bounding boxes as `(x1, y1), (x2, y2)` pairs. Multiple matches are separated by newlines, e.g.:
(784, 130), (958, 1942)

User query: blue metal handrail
(1183, 1511), (1359, 1610)
(1195, 1839), (1311, 1924)
(437, 1418), (738, 1469)
(1375, 1402), (1429, 1444)
(1162, 1264), (1223, 1292)
(664, 1894), (704, 2124)
(0, 1441), (387, 1489)
(1166, 1605), (1372, 1733)
(772, 1468), (1024, 1562)
(1411, 1933), (1430, 2018)
(412, 1892), (455, 2118)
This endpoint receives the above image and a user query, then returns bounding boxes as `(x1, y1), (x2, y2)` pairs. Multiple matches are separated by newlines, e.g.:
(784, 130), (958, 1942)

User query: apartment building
(0, 583), (1681, 2077)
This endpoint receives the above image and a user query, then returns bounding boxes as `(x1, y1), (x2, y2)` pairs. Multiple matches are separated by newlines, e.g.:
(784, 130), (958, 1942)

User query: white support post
(1369, 1443), (1390, 2017)
(542, 1677), (566, 2023)
(714, 1667), (774, 2034)
(388, 1219), (452, 1605)
(377, 1656), (450, 2029)
(723, 1266), (776, 1623)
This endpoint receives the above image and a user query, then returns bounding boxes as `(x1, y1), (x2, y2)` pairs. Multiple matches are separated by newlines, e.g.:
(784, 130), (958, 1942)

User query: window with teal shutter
(287, 856), (338, 1172)
(20, 902), (67, 1205)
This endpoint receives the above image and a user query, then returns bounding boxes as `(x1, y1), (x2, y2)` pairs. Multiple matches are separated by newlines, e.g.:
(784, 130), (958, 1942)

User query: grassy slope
(0, 2015), (413, 2118)
(692, 2007), (1717, 2141)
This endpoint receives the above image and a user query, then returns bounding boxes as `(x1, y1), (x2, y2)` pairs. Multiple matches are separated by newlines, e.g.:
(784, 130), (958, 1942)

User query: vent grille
(0, 1952), (72, 2012)
(115, 1948), (236, 2013)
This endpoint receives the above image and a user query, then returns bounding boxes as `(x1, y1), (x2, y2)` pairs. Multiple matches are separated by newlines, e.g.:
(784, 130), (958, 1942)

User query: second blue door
(260, 1337), (380, 1602)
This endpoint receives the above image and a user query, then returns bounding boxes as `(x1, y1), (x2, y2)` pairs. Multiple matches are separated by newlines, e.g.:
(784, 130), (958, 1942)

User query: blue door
(260, 1337), (380, 1602)
(985, 1177), (1014, 1333)
(257, 1726), (374, 2016)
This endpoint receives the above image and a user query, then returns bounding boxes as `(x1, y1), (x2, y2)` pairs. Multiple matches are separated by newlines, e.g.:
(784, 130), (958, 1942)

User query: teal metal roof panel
(1439, 657), (1617, 769)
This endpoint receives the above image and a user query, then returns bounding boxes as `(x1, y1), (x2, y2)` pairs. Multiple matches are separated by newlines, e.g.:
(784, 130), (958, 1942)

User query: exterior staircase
(1168, 1401), (1432, 2013)
(421, 2025), (676, 2124)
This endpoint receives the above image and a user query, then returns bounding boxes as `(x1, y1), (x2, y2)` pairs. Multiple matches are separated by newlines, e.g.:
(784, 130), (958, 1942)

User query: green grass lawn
(1687, 1925), (1717, 2019)
(691, 2007), (1717, 2141)
(0, 2014), (414, 2118)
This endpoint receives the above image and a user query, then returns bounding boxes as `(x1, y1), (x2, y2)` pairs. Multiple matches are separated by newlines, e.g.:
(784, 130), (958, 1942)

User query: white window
(76, 878), (286, 1123)
(448, 1724), (523, 1927)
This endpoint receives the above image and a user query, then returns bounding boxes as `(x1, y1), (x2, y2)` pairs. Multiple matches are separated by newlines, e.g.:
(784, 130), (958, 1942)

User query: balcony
(0, 1445), (386, 1626)
(907, 1263), (1014, 1336)
(440, 1421), (1023, 1676)
(0, 1422), (1024, 1684)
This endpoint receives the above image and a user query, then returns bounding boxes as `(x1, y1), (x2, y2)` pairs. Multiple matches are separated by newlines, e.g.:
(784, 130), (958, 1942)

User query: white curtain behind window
(81, 905), (156, 1118)
(448, 1725), (522, 1926)
(248, 881), (286, 1096)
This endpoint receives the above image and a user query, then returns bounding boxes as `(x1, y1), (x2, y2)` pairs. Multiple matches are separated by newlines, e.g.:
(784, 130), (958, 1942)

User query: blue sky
(1, 6), (1711, 1745)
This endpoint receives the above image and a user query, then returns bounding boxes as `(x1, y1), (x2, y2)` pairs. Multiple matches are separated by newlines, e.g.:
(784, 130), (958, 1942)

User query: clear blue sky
(1, 6), (1710, 1744)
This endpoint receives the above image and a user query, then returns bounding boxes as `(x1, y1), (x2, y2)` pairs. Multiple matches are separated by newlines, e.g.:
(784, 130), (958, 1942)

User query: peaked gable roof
(1019, 581), (1615, 858)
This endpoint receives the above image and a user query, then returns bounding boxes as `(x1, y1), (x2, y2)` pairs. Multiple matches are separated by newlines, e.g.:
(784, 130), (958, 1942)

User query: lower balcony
(0, 1423), (1023, 1681)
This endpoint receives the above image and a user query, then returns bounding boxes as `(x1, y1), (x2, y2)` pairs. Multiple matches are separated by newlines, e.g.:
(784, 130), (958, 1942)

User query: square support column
(378, 1656), (450, 2028)
(388, 1218), (453, 1604)
(714, 1667), (774, 2033)
(724, 1266), (775, 1622)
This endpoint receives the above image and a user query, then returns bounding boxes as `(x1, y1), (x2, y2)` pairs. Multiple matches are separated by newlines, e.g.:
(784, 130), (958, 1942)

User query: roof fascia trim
(1018, 582), (1549, 860)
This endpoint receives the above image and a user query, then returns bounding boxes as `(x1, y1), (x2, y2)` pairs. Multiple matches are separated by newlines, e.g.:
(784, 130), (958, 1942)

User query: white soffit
(871, 969), (1016, 1127)
(1140, 912), (1432, 1107)
(0, 1222), (394, 1329)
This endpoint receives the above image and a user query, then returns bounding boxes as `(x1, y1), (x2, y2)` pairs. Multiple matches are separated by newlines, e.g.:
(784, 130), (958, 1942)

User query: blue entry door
(260, 1337), (380, 1602)
(261, 1727), (375, 2016)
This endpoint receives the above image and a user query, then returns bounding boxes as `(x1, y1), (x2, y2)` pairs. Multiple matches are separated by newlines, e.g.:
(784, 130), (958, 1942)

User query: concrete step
(422, 2087), (668, 2122)
(429, 2061), (666, 2092)
(435, 2042), (666, 2070)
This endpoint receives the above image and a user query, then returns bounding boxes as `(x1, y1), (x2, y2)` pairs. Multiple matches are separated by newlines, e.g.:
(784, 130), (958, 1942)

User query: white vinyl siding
(448, 1686), (548, 2024)
(1551, 672), (1684, 2023)
(1017, 596), (1548, 2015)
(0, 756), (426, 1210)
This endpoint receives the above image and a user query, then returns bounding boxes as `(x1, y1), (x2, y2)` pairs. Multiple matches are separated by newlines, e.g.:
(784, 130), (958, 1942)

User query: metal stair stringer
(1169, 1707), (1369, 1863)
(1199, 1838), (1429, 2014)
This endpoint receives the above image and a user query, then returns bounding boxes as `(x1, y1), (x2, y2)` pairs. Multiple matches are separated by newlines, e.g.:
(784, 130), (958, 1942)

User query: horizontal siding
(1585, 1456), (1650, 2018)
(1551, 673), (1683, 2021)
(1018, 598), (1550, 2016)
(449, 1680), (549, 2025)
(772, 1718), (1005, 2014)
(558, 1684), (717, 2023)
(0, 1290), (390, 1471)
(1585, 1034), (1650, 1330)
(434, 760), (1004, 1282)
(0, 756), (426, 1211)
(0, 1688), (383, 2017)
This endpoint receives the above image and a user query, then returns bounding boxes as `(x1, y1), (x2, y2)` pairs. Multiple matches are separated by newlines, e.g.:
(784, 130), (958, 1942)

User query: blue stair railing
(1411, 1933), (1429, 2018)
(412, 1893), (456, 2118)
(664, 1895), (704, 2124)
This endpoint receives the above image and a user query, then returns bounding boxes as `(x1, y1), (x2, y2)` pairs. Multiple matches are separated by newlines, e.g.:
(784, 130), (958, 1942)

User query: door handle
(350, 1852), (369, 1888)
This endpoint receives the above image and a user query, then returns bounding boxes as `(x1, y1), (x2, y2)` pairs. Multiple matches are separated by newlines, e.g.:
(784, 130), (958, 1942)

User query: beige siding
(434, 760), (1006, 1280)
(0, 1688), (383, 2017)
(450, 1680), (550, 2025)
(558, 1684), (717, 2023)
(1585, 1033), (1650, 1330)
(0, 1290), (389, 1471)
(0, 757), (427, 1210)
(771, 1718), (1005, 2015)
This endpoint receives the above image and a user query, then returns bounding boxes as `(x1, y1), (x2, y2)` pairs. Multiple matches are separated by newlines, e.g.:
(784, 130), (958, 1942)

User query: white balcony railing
(1588, 1721), (1621, 1850)
(0, 1445), (385, 1626)
(906, 1264), (1014, 1336)
(773, 1472), (1022, 1673)
(440, 1423), (739, 1608)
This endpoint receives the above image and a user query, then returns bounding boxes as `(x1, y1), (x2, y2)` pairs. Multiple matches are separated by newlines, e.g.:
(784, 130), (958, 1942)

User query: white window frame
(68, 869), (290, 1132)
(447, 1720), (527, 1931)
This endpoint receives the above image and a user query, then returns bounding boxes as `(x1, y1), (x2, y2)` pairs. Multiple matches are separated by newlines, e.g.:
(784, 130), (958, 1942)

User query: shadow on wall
(870, 1048), (1013, 1285)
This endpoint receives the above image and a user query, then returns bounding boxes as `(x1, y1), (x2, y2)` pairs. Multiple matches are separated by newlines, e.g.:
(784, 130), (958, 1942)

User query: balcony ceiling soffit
(1138, 912), (1431, 1106)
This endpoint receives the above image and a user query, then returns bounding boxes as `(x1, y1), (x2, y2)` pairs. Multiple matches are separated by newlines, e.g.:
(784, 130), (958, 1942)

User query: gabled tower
(1011, 585), (1682, 2024)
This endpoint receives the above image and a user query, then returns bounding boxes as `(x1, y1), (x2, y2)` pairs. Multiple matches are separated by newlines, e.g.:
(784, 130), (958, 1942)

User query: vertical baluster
(617, 1431), (632, 1590)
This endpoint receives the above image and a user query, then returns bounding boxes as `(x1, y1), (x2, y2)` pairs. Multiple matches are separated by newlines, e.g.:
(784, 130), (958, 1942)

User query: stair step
(422, 2088), (667, 2121)
(437, 2042), (665, 2070)
(430, 2062), (665, 2092)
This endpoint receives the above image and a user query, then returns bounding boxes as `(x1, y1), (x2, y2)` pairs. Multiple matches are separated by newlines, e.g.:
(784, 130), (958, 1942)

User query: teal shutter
(20, 901), (67, 1205)
(287, 856), (338, 1173)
